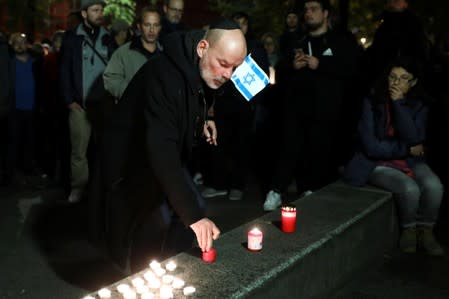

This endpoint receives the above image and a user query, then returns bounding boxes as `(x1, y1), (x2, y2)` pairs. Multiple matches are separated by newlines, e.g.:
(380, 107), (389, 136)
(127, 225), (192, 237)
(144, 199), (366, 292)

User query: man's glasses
(388, 74), (413, 83)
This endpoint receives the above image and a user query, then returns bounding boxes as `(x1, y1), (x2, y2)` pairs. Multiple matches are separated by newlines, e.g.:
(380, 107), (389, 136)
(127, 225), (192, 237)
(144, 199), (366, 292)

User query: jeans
(368, 162), (443, 227)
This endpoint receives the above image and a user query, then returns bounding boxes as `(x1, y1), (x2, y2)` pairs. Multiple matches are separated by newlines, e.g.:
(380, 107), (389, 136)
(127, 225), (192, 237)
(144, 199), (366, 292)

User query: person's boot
(417, 226), (445, 257)
(399, 226), (417, 254)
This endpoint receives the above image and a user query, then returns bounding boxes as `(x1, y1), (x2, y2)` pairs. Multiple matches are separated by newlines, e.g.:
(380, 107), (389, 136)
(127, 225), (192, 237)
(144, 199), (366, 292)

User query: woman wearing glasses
(343, 56), (445, 256)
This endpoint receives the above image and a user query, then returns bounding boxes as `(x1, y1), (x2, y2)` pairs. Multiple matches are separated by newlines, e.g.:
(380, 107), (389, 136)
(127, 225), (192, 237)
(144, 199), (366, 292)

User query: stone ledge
(83, 182), (394, 299)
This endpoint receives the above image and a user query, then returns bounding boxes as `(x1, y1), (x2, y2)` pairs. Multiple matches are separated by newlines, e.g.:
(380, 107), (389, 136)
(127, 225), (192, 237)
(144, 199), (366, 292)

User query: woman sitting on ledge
(343, 56), (444, 256)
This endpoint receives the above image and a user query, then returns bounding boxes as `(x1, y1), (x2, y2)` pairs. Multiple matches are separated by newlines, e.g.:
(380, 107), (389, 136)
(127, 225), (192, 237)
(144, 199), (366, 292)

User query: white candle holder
(183, 286), (196, 296)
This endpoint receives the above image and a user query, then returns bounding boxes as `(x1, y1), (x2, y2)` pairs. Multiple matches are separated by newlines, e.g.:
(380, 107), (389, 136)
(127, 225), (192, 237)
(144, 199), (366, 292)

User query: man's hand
(292, 50), (307, 70)
(410, 144), (424, 157)
(68, 102), (83, 111)
(304, 55), (319, 70)
(189, 218), (220, 252)
(389, 85), (404, 101)
(203, 120), (217, 146)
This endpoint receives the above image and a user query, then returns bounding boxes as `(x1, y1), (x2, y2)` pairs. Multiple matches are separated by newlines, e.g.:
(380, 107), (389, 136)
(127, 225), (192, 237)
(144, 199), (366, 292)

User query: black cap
(208, 18), (241, 30)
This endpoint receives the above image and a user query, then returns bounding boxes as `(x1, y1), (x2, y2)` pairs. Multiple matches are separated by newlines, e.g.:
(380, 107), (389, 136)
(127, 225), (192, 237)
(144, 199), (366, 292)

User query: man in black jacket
(102, 20), (246, 272)
(263, 0), (358, 211)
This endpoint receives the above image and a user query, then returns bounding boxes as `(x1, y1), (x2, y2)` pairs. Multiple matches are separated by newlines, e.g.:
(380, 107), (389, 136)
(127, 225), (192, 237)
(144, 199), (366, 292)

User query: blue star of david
(243, 72), (256, 86)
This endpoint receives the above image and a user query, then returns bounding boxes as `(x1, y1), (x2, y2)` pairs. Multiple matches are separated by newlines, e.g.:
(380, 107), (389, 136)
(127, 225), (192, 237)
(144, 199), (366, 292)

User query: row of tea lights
(83, 261), (195, 299)
(83, 205), (298, 298)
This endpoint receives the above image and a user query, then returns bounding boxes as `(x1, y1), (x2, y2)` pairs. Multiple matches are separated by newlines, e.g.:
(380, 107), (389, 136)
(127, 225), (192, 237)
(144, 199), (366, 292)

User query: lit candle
(281, 205), (297, 233)
(147, 278), (161, 289)
(143, 270), (155, 282)
(141, 293), (154, 299)
(132, 277), (145, 288)
(82, 296), (95, 299)
(183, 286), (196, 296)
(162, 274), (174, 284)
(135, 285), (150, 294)
(159, 285), (173, 299)
(154, 268), (166, 277)
(172, 277), (185, 289)
(247, 227), (263, 251)
(123, 290), (137, 299)
(308, 41), (313, 56)
(117, 284), (130, 294)
(98, 288), (112, 298)
(149, 261), (161, 270)
(202, 247), (217, 263)
(165, 261), (177, 272)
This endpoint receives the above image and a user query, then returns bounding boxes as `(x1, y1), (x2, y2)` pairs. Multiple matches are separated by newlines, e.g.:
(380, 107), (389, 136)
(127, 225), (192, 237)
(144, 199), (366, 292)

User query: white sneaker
(68, 189), (83, 203)
(193, 172), (204, 185)
(299, 190), (313, 198)
(263, 190), (281, 211)
(202, 187), (228, 198)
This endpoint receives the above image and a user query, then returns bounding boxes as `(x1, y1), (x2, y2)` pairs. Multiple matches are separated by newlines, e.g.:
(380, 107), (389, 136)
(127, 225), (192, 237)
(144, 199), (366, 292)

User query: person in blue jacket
(343, 56), (444, 256)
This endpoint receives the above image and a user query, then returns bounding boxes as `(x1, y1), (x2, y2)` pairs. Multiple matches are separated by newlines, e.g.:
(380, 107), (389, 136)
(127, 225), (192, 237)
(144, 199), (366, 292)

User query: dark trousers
(6, 109), (35, 177)
(207, 100), (253, 191)
(272, 116), (338, 194)
(0, 115), (8, 180)
(107, 168), (200, 273)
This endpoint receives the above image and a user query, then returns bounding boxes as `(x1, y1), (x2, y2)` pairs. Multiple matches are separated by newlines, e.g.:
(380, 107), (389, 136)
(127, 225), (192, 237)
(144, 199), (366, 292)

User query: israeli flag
(231, 54), (269, 101)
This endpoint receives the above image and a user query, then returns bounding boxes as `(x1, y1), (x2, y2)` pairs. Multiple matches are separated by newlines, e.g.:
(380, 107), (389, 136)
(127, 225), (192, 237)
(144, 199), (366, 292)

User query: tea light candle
(123, 290), (137, 299)
(141, 293), (154, 299)
(117, 283), (131, 294)
(202, 247), (217, 263)
(98, 288), (112, 298)
(281, 205), (297, 233)
(162, 274), (174, 284)
(135, 285), (150, 295)
(160, 285), (173, 299)
(247, 227), (263, 251)
(149, 261), (161, 270)
(165, 261), (177, 272)
(132, 277), (145, 288)
(147, 278), (161, 289)
(154, 268), (166, 277)
(183, 286), (196, 296)
(172, 278), (185, 289)
(143, 270), (155, 282)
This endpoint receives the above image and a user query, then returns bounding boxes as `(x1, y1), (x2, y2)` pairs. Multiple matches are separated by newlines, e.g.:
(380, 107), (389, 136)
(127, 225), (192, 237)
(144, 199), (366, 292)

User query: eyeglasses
(168, 6), (184, 13)
(388, 74), (413, 83)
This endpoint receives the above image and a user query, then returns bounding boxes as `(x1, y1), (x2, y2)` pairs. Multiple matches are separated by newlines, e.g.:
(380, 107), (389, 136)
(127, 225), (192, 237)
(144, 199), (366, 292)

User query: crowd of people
(0, 0), (448, 272)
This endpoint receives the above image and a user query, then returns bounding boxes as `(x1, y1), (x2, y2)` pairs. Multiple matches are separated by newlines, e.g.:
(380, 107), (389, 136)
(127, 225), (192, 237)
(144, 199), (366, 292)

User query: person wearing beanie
(59, 0), (111, 204)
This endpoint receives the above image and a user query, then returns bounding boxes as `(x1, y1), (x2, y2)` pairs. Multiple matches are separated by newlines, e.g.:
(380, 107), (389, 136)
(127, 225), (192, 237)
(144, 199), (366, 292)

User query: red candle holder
(202, 248), (217, 263)
(281, 205), (297, 233)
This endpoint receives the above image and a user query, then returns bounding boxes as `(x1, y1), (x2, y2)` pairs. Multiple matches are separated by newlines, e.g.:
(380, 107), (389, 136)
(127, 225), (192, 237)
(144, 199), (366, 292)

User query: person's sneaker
(263, 190), (281, 211)
(299, 190), (313, 199)
(201, 187), (228, 198)
(417, 226), (445, 256)
(399, 227), (417, 254)
(68, 189), (83, 203)
(193, 172), (204, 185)
(228, 189), (243, 201)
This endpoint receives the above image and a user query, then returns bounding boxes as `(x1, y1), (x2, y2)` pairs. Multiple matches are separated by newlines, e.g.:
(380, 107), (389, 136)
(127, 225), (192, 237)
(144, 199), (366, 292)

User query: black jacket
(99, 30), (209, 268)
(284, 30), (359, 121)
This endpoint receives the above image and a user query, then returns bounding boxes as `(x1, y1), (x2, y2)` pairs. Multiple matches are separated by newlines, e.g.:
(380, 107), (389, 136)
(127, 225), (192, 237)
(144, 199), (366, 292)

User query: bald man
(101, 20), (246, 272)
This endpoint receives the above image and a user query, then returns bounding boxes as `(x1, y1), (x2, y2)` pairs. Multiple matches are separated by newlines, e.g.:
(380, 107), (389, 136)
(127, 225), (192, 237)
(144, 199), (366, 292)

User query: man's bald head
(197, 28), (247, 89)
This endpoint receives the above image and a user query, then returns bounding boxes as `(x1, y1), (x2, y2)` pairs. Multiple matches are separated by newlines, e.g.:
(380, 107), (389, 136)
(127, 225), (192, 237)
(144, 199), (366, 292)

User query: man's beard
(305, 20), (324, 32)
(86, 17), (102, 28)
